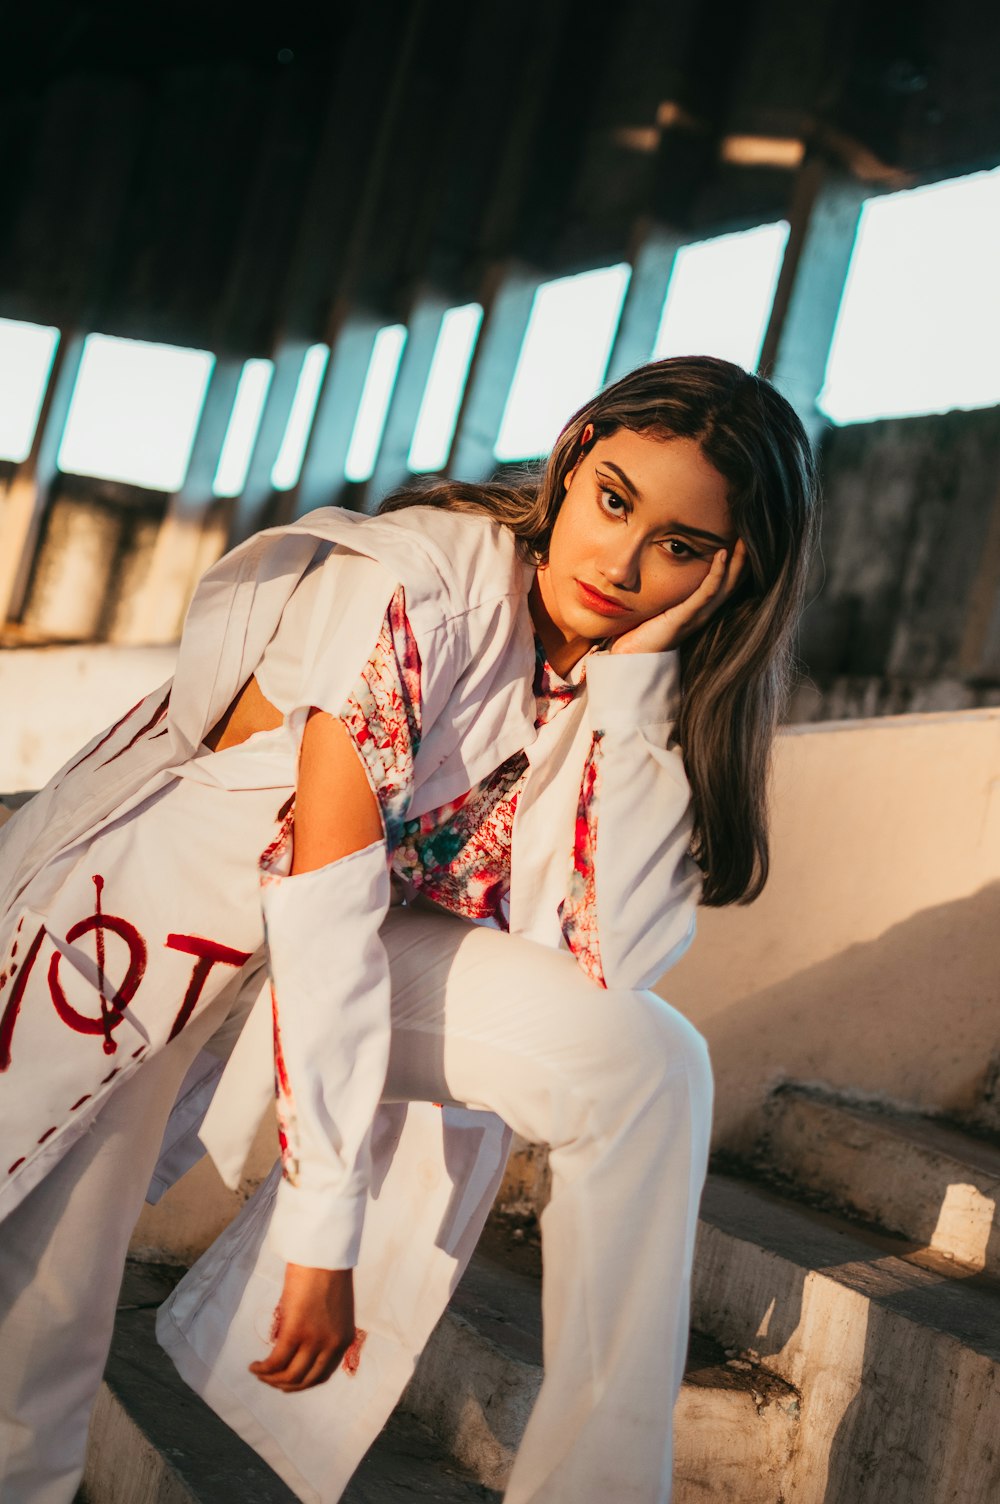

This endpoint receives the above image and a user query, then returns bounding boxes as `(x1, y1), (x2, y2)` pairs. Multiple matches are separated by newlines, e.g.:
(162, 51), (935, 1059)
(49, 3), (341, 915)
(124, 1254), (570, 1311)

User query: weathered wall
(793, 406), (1000, 721)
(663, 707), (1000, 1150)
(0, 643), (176, 792)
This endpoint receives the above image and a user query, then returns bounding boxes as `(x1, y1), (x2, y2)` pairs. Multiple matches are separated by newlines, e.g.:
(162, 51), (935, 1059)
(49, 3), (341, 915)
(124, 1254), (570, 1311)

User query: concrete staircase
(82, 1084), (1000, 1502)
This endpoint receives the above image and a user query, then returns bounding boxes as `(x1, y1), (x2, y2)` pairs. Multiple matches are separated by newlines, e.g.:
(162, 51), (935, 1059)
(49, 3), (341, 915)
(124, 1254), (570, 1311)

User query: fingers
(724, 536), (749, 592)
(671, 538), (748, 641)
(701, 538), (748, 610)
(679, 544), (731, 620)
(716, 538), (748, 608)
(250, 1334), (348, 1391)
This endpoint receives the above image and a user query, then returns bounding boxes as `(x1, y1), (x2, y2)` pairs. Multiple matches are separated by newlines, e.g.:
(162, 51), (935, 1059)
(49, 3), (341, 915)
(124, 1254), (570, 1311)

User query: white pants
(0, 903), (712, 1504)
(0, 979), (241, 1503)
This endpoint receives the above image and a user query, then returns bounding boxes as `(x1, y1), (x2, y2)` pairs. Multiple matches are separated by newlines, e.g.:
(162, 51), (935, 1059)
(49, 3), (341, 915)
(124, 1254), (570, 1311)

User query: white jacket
(0, 503), (701, 1237)
(0, 502), (703, 1498)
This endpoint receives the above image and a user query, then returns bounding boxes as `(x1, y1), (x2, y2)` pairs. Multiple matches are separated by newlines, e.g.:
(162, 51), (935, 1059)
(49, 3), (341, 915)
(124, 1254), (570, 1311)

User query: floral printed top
(340, 587), (606, 985)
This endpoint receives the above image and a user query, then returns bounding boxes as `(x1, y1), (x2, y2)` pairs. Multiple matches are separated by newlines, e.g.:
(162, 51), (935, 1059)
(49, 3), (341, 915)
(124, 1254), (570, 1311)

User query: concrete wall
(662, 707), (1000, 1151)
(0, 643), (176, 793)
(796, 406), (1000, 722)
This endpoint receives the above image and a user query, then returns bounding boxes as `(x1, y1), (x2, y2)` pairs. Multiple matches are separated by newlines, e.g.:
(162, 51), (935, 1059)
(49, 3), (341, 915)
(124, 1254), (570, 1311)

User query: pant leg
(0, 985), (242, 1504)
(380, 905), (714, 1504)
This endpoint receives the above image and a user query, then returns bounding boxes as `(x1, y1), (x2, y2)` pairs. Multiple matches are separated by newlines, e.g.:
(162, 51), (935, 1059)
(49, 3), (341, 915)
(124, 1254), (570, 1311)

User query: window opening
(344, 325), (408, 482)
(820, 167), (1000, 424)
(0, 318), (60, 464)
(652, 222), (789, 372)
(408, 304), (483, 473)
(494, 265), (631, 462)
(213, 359), (274, 497)
(271, 344), (330, 491)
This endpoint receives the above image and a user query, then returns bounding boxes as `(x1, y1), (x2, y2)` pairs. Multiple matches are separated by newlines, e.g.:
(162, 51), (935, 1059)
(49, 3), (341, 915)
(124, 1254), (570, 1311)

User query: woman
(0, 356), (818, 1503)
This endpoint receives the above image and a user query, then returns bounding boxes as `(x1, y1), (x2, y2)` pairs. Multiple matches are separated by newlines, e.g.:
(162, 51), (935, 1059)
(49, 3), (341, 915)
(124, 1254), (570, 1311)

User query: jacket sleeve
(261, 590), (421, 1270)
(559, 650), (702, 992)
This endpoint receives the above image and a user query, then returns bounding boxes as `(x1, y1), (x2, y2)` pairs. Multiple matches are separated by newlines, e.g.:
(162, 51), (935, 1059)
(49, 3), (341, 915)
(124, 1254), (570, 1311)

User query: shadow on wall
(703, 880), (1000, 1151)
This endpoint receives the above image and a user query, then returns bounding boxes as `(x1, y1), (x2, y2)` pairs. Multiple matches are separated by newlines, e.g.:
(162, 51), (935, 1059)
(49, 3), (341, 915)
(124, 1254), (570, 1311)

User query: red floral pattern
(340, 593), (604, 978)
(271, 982), (300, 1182)
(339, 589), (422, 850)
(558, 733), (604, 984)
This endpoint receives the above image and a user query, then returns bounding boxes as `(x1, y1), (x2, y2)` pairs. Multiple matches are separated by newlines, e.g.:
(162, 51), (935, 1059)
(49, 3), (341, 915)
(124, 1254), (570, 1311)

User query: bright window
(820, 167), (1000, 423)
(271, 344), (329, 491)
(494, 265), (631, 462)
(0, 319), (60, 463)
(652, 222), (789, 371)
(57, 335), (214, 492)
(344, 325), (408, 482)
(213, 359), (274, 497)
(408, 304), (483, 473)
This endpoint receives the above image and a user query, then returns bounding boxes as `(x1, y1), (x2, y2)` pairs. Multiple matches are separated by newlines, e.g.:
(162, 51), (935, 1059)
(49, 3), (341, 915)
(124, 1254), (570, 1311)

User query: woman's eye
(598, 487), (628, 518)
(661, 538), (696, 558)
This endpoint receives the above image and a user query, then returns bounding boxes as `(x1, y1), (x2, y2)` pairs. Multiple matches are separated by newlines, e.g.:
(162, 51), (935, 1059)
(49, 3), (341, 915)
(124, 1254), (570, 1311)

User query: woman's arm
(290, 711), (384, 868)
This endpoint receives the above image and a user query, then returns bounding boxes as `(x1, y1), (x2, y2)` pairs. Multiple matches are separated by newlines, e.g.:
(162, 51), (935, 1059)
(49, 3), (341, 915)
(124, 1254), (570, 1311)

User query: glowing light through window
(57, 335), (214, 492)
(0, 319), (60, 463)
(344, 325), (407, 482)
(271, 344), (329, 491)
(408, 304), (483, 473)
(820, 168), (1000, 423)
(212, 359), (274, 497)
(652, 223), (788, 371)
(494, 265), (631, 462)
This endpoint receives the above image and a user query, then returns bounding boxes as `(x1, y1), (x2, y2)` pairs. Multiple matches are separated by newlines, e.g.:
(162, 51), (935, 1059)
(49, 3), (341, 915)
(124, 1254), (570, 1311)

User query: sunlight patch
(57, 335), (213, 492)
(494, 266), (631, 462)
(652, 223), (788, 372)
(820, 167), (1000, 423)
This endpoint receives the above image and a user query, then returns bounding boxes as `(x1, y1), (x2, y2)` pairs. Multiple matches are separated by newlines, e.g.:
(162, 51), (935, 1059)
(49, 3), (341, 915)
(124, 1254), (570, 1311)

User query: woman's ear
(564, 422), (596, 490)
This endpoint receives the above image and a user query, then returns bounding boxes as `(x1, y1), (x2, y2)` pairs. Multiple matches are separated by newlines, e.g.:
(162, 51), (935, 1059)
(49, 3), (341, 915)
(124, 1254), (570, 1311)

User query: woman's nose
(599, 544), (642, 593)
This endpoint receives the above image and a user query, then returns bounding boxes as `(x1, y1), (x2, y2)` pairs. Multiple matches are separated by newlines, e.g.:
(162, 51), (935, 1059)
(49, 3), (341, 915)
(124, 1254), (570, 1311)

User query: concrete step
(695, 1173), (1000, 1504)
(760, 1083), (1000, 1276)
(495, 1136), (549, 1219)
(81, 1264), (501, 1504)
(404, 1222), (800, 1502)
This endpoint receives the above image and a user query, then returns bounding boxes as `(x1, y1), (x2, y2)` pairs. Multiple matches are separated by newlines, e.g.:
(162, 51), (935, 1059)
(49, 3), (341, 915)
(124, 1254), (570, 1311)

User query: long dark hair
(379, 356), (820, 906)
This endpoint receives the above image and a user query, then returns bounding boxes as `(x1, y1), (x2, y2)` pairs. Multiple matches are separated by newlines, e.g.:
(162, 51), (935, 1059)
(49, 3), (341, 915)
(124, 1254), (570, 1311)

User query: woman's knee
(636, 988), (713, 1099)
(553, 979), (713, 1131)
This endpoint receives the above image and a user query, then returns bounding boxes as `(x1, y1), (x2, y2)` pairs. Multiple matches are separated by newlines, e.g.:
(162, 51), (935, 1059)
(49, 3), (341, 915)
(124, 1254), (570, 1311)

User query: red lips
(575, 580), (632, 617)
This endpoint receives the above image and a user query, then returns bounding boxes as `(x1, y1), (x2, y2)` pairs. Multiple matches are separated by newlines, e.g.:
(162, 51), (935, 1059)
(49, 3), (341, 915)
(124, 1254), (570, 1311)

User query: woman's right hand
(609, 538), (748, 656)
(249, 1262), (357, 1391)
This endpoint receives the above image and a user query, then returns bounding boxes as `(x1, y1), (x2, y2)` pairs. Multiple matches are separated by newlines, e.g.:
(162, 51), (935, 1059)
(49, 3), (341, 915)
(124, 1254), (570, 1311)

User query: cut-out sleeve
(260, 586), (423, 1270)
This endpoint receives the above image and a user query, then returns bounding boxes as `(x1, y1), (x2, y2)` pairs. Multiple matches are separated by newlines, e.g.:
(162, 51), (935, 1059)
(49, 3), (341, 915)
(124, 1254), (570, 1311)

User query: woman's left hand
(249, 1263), (356, 1392)
(610, 539), (748, 655)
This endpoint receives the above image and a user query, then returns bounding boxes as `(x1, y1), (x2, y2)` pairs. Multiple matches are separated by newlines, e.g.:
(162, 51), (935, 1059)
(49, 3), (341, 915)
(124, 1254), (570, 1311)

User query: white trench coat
(0, 503), (702, 1499)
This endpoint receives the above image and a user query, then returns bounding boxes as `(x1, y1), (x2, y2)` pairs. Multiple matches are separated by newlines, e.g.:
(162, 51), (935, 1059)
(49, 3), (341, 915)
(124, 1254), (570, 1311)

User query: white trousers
(0, 978), (241, 1504)
(0, 903), (712, 1504)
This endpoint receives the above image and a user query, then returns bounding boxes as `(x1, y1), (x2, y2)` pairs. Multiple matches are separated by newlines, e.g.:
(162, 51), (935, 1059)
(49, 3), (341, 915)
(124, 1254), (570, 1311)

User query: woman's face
(531, 426), (737, 668)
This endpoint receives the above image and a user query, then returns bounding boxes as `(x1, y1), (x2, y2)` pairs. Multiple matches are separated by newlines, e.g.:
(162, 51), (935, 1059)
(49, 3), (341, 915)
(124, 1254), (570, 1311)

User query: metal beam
(764, 166), (870, 449)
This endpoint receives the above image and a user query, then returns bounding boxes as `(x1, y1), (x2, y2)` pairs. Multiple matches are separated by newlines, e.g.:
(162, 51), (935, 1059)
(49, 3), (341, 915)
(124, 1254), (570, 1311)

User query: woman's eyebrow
(599, 461), (731, 547)
(600, 461), (640, 498)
